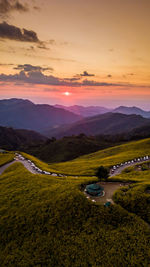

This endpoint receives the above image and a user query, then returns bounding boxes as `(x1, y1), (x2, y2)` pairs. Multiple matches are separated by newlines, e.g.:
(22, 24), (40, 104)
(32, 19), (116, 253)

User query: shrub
(96, 166), (109, 181)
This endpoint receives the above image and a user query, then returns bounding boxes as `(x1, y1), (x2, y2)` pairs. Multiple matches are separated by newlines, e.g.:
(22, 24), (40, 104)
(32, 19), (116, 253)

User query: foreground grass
(23, 138), (150, 176)
(0, 162), (150, 266)
(0, 152), (14, 167)
(113, 168), (150, 224)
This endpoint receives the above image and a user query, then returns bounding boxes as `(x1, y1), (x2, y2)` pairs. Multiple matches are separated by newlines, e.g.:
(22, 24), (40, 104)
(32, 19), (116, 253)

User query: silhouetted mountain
(44, 112), (150, 138)
(0, 98), (82, 133)
(113, 106), (150, 118)
(54, 104), (111, 117)
(0, 126), (47, 150)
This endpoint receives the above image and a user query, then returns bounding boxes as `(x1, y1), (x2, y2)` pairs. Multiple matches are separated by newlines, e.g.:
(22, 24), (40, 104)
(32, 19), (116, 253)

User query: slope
(0, 162), (149, 266)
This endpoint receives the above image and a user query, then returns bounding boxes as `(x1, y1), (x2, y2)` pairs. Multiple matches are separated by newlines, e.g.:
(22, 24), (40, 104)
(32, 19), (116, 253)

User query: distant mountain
(0, 126), (47, 150)
(44, 112), (150, 138)
(54, 104), (111, 117)
(113, 106), (150, 118)
(0, 98), (82, 133)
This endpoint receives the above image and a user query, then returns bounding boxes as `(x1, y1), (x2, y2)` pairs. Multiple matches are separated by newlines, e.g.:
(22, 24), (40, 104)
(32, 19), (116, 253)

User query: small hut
(85, 184), (104, 196)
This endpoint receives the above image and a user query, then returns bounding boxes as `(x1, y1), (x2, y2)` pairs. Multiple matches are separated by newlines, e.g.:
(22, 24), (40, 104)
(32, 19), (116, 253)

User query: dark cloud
(14, 64), (53, 72)
(0, 21), (40, 43)
(0, 69), (128, 88)
(0, 0), (28, 17)
(82, 79), (120, 87)
(80, 71), (95, 77)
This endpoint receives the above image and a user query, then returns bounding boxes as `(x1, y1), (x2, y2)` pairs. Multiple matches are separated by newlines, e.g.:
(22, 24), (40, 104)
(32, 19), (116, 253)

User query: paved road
(110, 158), (150, 177)
(0, 160), (16, 175)
(0, 155), (150, 177)
(0, 159), (40, 175)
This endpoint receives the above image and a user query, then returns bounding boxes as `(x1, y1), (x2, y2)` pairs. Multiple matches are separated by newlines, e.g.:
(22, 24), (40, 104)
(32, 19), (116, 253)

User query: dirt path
(84, 182), (129, 204)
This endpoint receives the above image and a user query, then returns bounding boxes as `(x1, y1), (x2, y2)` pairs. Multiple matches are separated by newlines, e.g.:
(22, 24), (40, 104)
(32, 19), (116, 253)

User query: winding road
(0, 154), (149, 177)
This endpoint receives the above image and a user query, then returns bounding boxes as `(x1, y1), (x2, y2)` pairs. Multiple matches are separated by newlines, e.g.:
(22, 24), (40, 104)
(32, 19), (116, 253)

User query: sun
(63, 91), (70, 96)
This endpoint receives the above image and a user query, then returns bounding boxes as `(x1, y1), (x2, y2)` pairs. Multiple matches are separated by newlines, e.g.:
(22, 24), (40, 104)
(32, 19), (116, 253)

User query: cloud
(0, 69), (130, 88)
(82, 79), (120, 87)
(0, 21), (41, 43)
(0, 63), (14, 66)
(79, 71), (95, 77)
(14, 64), (53, 72)
(0, 0), (28, 17)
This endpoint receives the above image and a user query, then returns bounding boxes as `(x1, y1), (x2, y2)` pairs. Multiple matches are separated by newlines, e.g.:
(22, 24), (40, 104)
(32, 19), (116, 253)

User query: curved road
(0, 155), (150, 177)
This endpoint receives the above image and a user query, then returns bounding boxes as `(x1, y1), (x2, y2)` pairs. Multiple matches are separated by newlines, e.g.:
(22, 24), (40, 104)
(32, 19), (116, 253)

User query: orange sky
(0, 0), (150, 108)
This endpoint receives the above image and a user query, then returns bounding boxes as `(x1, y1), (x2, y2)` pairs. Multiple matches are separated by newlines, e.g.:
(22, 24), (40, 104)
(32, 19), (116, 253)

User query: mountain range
(54, 104), (110, 117)
(0, 98), (150, 139)
(54, 104), (150, 118)
(0, 98), (82, 133)
(44, 112), (150, 138)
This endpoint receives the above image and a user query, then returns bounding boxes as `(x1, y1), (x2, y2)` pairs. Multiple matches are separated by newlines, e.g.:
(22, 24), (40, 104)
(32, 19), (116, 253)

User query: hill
(54, 104), (110, 117)
(27, 134), (123, 163)
(44, 112), (150, 138)
(113, 106), (150, 118)
(0, 126), (47, 150)
(0, 98), (82, 133)
(36, 137), (150, 175)
(0, 161), (149, 266)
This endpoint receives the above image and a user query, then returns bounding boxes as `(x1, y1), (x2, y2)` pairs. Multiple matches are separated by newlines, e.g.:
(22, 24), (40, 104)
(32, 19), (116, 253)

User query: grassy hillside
(27, 134), (123, 163)
(0, 152), (14, 167)
(36, 138), (150, 175)
(0, 162), (150, 266)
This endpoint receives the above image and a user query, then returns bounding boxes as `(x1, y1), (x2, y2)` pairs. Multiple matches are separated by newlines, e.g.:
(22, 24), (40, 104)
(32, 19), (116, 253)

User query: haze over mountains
(54, 104), (111, 117)
(0, 98), (150, 139)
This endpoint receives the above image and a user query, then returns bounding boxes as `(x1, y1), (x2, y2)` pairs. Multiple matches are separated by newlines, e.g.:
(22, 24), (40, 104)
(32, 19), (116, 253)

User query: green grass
(0, 162), (150, 266)
(22, 138), (150, 176)
(0, 152), (14, 167)
(113, 182), (150, 224)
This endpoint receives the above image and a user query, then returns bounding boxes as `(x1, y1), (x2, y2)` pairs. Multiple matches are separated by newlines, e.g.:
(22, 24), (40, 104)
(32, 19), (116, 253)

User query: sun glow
(63, 91), (70, 96)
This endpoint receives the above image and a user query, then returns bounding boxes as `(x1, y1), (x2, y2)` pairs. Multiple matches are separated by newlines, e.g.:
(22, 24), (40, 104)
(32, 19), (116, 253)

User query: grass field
(0, 162), (150, 266)
(0, 152), (14, 167)
(23, 138), (150, 176)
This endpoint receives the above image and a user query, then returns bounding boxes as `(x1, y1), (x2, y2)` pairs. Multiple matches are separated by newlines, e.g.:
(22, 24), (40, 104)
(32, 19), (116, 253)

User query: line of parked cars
(15, 153), (66, 177)
(110, 155), (150, 174)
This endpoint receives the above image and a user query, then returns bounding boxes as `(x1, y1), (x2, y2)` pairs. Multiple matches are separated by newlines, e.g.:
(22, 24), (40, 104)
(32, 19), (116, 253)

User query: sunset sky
(0, 0), (150, 108)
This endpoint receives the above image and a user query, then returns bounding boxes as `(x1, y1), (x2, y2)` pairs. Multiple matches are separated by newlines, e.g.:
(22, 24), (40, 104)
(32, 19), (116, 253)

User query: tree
(96, 166), (109, 181)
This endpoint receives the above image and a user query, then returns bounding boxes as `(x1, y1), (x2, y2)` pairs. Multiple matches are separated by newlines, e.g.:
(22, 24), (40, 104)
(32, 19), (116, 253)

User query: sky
(0, 0), (150, 109)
